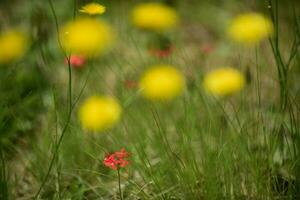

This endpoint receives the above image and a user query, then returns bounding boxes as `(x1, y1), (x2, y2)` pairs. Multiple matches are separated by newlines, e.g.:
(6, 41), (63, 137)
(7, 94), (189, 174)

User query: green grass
(1, 0), (300, 199)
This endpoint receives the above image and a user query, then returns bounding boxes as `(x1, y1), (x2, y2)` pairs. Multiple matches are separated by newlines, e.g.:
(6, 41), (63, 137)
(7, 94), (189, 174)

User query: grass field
(1, 0), (300, 199)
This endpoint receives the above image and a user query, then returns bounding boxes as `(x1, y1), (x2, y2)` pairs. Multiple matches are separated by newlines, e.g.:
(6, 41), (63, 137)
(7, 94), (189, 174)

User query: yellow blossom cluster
(131, 3), (179, 32)
(139, 65), (185, 102)
(203, 67), (245, 96)
(60, 17), (114, 56)
(228, 13), (273, 45)
(79, 96), (122, 132)
(0, 30), (28, 65)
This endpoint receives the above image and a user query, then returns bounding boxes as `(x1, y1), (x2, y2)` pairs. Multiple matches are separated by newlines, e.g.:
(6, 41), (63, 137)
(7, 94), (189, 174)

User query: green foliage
(0, 0), (300, 199)
(0, 151), (9, 200)
(0, 63), (48, 151)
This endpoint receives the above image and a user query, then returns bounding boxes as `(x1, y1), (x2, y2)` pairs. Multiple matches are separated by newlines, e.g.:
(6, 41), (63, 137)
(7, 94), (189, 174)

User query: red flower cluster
(148, 46), (174, 58)
(103, 148), (130, 170)
(124, 79), (137, 89)
(200, 43), (215, 54)
(64, 55), (86, 68)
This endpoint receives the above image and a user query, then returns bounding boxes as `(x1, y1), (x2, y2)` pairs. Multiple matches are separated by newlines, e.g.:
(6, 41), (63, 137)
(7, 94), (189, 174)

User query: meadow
(0, 0), (300, 199)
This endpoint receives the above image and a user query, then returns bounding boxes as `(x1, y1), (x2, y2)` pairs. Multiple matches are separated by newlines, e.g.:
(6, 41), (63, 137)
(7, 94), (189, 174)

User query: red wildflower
(148, 46), (174, 58)
(64, 55), (86, 68)
(114, 148), (130, 158)
(200, 43), (215, 54)
(103, 148), (130, 170)
(124, 79), (137, 89)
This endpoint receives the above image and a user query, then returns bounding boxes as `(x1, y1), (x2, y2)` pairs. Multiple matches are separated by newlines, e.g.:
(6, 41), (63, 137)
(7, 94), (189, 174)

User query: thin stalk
(117, 169), (123, 200)
(255, 47), (261, 108)
(34, 56), (72, 200)
(33, 0), (75, 198)
(0, 149), (9, 200)
(268, 0), (288, 111)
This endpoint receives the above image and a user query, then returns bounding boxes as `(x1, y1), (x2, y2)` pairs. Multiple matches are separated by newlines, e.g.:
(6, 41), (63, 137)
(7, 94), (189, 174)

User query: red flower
(114, 148), (130, 159)
(148, 46), (174, 58)
(64, 55), (86, 68)
(200, 43), (215, 54)
(103, 148), (130, 170)
(124, 79), (137, 89)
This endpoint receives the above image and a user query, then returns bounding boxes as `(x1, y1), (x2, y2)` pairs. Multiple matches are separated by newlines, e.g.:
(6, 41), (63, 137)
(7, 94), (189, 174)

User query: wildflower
(114, 148), (130, 159)
(200, 43), (215, 54)
(148, 34), (174, 58)
(124, 79), (137, 89)
(228, 13), (273, 45)
(60, 18), (114, 56)
(79, 3), (106, 15)
(64, 55), (86, 68)
(149, 45), (174, 58)
(79, 96), (121, 132)
(0, 30), (28, 65)
(203, 67), (245, 96)
(131, 3), (179, 32)
(103, 148), (130, 170)
(103, 148), (130, 199)
(139, 65), (185, 101)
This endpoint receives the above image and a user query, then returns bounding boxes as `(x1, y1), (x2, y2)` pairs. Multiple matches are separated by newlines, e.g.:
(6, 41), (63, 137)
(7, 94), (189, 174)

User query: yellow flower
(228, 13), (273, 45)
(79, 3), (106, 15)
(203, 67), (245, 96)
(131, 3), (179, 32)
(0, 30), (28, 65)
(139, 65), (185, 101)
(79, 96), (122, 132)
(60, 18), (114, 56)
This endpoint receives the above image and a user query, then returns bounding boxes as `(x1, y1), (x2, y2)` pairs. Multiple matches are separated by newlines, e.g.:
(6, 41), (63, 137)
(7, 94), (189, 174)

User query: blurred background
(1, 0), (300, 199)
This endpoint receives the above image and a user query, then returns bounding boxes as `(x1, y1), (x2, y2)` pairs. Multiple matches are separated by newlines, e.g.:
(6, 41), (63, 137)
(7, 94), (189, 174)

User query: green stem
(268, 0), (288, 111)
(117, 169), (123, 200)
(0, 149), (9, 200)
(33, 0), (74, 198)
(34, 58), (72, 200)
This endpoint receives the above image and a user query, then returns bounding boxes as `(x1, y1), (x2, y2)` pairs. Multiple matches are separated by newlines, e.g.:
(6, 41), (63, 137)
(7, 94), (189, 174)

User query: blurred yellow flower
(0, 30), (28, 65)
(139, 65), (185, 101)
(79, 96), (122, 132)
(203, 67), (245, 96)
(131, 3), (178, 32)
(228, 13), (273, 45)
(60, 18), (114, 56)
(79, 3), (106, 15)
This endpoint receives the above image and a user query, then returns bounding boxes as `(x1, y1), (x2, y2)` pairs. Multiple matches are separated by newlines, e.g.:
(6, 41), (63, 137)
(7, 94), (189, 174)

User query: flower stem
(33, 0), (75, 199)
(117, 169), (123, 200)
